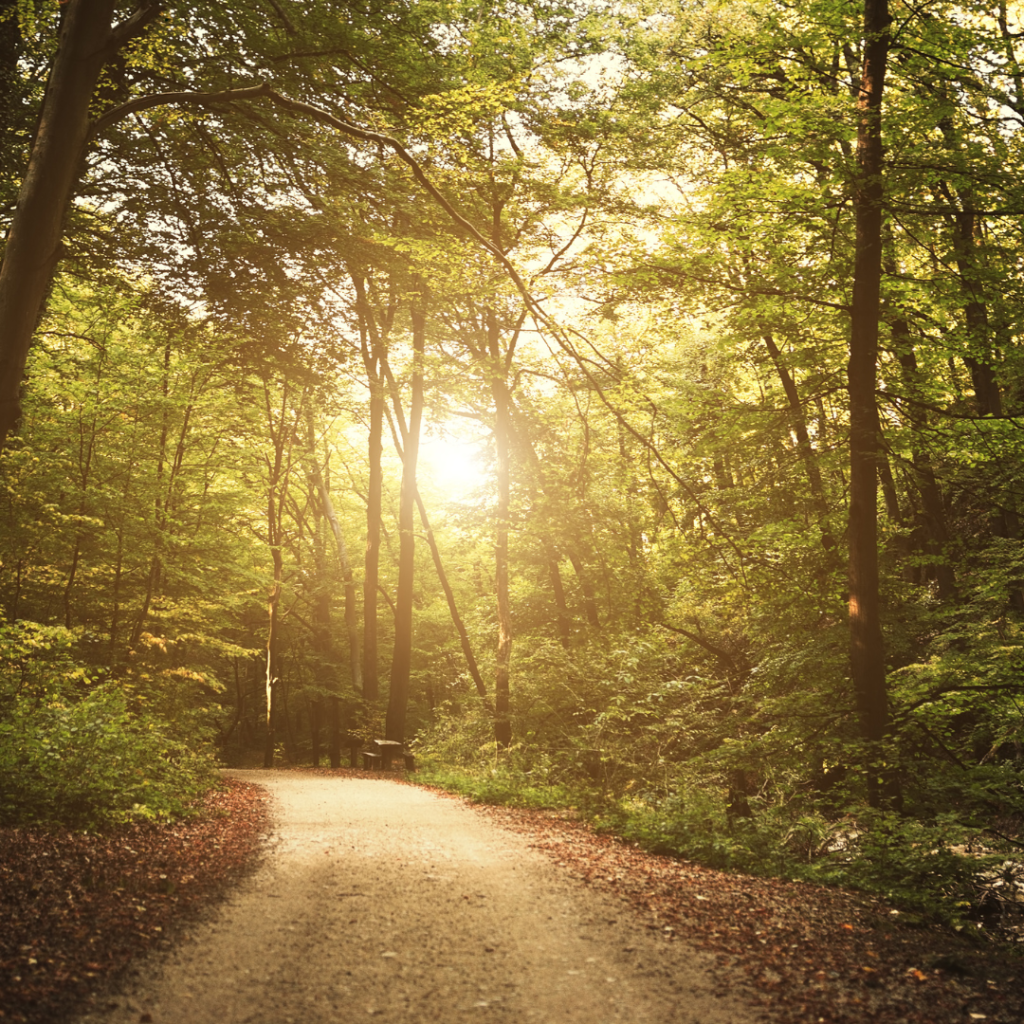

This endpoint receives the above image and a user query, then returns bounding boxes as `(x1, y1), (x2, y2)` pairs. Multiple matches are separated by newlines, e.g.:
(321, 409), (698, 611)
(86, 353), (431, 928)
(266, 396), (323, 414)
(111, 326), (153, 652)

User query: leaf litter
(3, 769), (1022, 1024)
(469, 801), (1024, 1024)
(0, 779), (270, 1024)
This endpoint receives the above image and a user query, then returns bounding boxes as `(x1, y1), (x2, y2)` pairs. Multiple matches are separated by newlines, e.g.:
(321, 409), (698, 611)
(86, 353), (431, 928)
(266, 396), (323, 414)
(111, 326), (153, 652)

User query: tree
(385, 297), (426, 744)
(846, 0), (897, 807)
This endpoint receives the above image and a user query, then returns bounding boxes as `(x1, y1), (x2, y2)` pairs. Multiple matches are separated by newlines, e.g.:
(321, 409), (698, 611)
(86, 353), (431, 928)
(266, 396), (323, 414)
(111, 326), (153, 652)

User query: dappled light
(2, 0), (1024, 1019)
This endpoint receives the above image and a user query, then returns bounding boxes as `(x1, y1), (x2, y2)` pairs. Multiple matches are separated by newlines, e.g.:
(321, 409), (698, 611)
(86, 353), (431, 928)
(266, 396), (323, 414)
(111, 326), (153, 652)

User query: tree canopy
(2, 0), (1024, 929)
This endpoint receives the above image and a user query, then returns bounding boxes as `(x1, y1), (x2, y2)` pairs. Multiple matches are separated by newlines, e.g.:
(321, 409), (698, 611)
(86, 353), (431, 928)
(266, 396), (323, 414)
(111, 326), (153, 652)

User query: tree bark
(354, 274), (387, 703)
(378, 354), (491, 710)
(848, 0), (898, 809)
(261, 381), (298, 768)
(263, 535), (283, 768)
(566, 548), (601, 629)
(310, 698), (323, 767)
(385, 301), (426, 744)
(363, 381), (384, 702)
(321, 478), (363, 694)
(305, 407), (362, 694)
(893, 335), (956, 600)
(545, 544), (572, 649)
(490, 314), (514, 749)
(763, 334), (828, 517)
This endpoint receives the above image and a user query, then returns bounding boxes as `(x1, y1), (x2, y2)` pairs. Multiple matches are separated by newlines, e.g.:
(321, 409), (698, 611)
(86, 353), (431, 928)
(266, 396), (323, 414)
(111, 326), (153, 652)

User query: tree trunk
(0, 0), (111, 443)
(261, 381), (298, 768)
(894, 338), (956, 599)
(328, 695), (341, 769)
(321, 483), (362, 694)
(545, 544), (572, 649)
(385, 301), (426, 744)
(354, 275), (386, 704)
(763, 333), (828, 516)
(848, 0), (898, 809)
(490, 320), (513, 749)
(311, 698), (322, 767)
(0, 0), (159, 446)
(566, 549), (600, 629)
(363, 382), (384, 702)
(222, 656), (244, 746)
(263, 546), (282, 768)
(378, 352), (490, 710)
(281, 670), (297, 761)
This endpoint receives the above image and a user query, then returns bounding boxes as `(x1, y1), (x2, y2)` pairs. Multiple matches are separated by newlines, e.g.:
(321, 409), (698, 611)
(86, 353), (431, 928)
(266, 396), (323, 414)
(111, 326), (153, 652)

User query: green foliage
(4, 0), (1024, 937)
(0, 620), (218, 827)
(416, 616), (1023, 930)
(417, 762), (573, 811)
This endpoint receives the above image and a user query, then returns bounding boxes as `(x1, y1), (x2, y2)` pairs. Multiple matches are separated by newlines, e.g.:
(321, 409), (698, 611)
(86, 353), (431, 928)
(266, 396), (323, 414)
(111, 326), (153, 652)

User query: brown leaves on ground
(3, 768), (1021, 1024)
(471, 802), (1024, 1024)
(0, 779), (270, 1024)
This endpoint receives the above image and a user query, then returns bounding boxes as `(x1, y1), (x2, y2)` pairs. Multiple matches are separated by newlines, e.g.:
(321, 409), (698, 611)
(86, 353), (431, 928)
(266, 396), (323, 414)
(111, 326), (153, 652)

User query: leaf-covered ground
(2, 769), (1022, 1024)
(472, 802), (1024, 1024)
(0, 779), (270, 1024)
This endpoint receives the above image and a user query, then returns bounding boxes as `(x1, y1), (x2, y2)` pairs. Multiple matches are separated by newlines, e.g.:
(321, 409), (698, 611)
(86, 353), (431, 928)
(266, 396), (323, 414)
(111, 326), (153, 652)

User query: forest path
(75, 770), (754, 1024)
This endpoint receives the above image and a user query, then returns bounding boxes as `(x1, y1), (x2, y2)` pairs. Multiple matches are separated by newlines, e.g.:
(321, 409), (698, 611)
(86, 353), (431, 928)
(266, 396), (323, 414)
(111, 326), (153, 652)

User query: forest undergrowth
(413, 691), (1024, 949)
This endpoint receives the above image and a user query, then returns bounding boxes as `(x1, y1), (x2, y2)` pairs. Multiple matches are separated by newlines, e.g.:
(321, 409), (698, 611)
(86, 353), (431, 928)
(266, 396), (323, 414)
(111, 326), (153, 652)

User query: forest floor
(0, 768), (1019, 1024)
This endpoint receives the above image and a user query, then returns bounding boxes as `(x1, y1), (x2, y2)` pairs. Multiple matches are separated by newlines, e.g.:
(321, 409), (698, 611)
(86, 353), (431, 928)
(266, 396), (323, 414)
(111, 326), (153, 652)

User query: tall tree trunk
(363, 380), (384, 702)
(65, 361), (103, 628)
(378, 359), (491, 709)
(545, 543), (572, 649)
(385, 301), (426, 744)
(64, 537), (82, 630)
(942, 184), (1021, 548)
(133, 340), (171, 644)
(261, 381), (298, 768)
(281, 669), (297, 761)
(874, 406), (903, 527)
(263, 533), (283, 768)
(321, 479), (363, 695)
(108, 525), (125, 663)
(848, 0), (898, 809)
(354, 274), (388, 704)
(566, 549), (601, 628)
(490, 315), (513, 749)
(0, 0), (158, 447)
(893, 336), (956, 600)
(222, 656), (243, 746)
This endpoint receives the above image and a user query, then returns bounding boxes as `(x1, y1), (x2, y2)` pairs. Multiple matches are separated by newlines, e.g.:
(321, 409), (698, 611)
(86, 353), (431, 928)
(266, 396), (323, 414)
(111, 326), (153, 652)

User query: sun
(418, 428), (490, 500)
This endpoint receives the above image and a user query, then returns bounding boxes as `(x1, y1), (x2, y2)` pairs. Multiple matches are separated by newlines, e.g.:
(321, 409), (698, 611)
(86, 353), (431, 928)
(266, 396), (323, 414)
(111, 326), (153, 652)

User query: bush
(0, 620), (218, 827)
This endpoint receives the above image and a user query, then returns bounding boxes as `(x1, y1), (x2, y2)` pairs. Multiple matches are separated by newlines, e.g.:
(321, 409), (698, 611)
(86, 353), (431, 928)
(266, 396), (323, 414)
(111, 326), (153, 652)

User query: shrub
(0, 620), (218, 827)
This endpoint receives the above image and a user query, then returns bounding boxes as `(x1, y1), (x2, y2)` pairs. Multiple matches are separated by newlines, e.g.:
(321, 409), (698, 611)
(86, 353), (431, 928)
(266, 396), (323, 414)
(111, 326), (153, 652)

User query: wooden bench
(373, 739), (405, 770)
(359, 741), (416, 772)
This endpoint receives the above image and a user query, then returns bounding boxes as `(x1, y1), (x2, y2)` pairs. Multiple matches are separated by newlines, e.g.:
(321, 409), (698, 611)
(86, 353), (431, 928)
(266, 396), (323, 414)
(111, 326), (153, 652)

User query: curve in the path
(76, 771), (754, 1024)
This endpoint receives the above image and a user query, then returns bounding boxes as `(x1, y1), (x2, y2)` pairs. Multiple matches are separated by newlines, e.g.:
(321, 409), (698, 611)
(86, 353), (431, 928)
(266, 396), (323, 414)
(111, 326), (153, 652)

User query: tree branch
(89, 83), (275, 139)
(105, 1), (163, 60)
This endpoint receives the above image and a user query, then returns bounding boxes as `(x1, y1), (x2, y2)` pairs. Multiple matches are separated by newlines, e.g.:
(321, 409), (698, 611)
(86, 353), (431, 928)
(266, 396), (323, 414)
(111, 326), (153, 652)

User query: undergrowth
(414, 746), (1023, 940)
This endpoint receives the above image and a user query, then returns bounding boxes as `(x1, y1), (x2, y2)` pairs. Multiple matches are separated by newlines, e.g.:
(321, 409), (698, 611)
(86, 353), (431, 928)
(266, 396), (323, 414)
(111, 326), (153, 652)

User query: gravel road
(76, 771), (756, 1024)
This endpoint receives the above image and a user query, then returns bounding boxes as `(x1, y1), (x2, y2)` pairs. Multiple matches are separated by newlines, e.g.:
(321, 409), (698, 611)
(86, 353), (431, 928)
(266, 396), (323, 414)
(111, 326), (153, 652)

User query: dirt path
(74, 771), (755, 1024)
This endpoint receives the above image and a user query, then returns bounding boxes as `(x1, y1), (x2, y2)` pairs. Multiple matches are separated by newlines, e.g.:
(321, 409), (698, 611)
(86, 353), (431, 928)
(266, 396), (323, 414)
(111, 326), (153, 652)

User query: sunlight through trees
(2, 0), (1024, 927)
